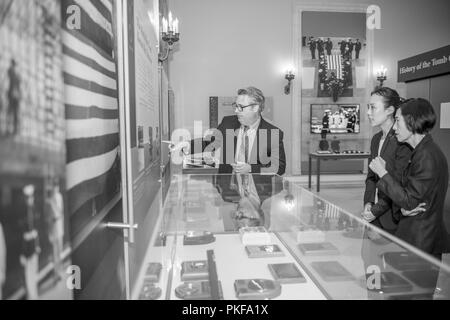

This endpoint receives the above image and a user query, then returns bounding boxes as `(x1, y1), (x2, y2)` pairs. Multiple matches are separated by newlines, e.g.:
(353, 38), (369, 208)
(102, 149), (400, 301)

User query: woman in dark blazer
(370, 98), (449, 257)
(362, 87), (412, 234)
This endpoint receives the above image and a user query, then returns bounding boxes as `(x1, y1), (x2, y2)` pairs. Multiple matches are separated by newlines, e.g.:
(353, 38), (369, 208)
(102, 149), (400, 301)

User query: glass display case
(132, 174), (450, 300)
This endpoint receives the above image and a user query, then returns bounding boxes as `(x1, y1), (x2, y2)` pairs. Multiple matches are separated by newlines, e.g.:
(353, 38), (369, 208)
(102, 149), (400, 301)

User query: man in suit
(325, 38), (333, 55)
(339, 40), (347, 56)
(308, 37), (317, 60)
(347, 39), (354, 59)
(321, 111), (330, 136)
(355, 39), (362, 59)
(215, 174), (283, 230)
(317, 39), (325, 57)
(173, 87), (286, 176)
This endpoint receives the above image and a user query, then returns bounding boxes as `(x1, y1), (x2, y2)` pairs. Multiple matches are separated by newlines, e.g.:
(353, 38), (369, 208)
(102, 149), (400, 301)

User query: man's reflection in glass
(215, 174), (282, 231)
(231, 174), (265, 229)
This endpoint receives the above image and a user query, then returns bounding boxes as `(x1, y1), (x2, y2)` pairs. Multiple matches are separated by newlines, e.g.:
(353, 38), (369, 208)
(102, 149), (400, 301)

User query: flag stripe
(67, 157), (119, 215)
(65, 85), (118, 110)
(65, 104), (119, 120)
(64, 72), (117, 98)
(63, 0), (120, 215)
(66, 148), (118, 190)
(62, 29), (115, 70)
(66, 119), (119, 140)
(64, 55), (116, 90)
(63, 45), (116, 79)
(63, 15), (113, 58)
(327, 55), (343, 79)
(99, 0), (113, 13)
(74, 0), (113, 37)
(85, 0), (112, 22)
(67, 133), (119, 163)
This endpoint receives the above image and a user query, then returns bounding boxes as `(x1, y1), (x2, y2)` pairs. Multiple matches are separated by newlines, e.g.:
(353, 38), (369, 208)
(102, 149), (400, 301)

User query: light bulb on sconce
(284, 70), (295, 95)
(375, 65), (387, 88)
(159, 11), (180, 63)
(283, 180), (295, 211)
(284, 194), (295, 211)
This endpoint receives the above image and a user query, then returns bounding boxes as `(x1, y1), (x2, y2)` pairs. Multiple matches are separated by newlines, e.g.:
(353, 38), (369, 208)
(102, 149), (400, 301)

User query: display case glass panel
(134, 174), (450, 300)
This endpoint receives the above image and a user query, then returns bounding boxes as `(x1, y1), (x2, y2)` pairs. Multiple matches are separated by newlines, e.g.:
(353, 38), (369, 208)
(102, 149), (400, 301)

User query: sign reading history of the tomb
(398, 45), (450, 82)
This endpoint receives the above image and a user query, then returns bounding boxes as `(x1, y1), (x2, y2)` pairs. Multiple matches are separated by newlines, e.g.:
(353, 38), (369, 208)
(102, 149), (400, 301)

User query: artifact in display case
(239, 226), (271, 245)
(183, 231), (216, 246)
(298, 242), (339, 256)
(382, 252), (435, 271)
(181, 261), (209, 281)
(144, 263), (163, 282)
(234, 279), (282, 300)
(268, 263), (307, 284)
(175, 281), (224, 300)
(139, 279), (162, 300)
(245, 245), (285, 258)
(311, 261), (355, 282)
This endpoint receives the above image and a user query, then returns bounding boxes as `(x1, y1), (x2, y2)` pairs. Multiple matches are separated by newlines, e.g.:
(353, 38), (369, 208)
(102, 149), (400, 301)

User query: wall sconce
(159, 12), (180, 63)
(284, 71), (295, 95)
(376, 65), (387, 88)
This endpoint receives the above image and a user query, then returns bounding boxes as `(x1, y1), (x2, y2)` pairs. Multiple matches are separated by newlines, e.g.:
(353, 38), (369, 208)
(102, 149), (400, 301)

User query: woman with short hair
(370, 98), (449, 257)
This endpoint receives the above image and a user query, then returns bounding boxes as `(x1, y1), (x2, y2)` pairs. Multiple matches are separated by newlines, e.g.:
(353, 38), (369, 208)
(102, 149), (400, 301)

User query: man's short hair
(400, 98), (436, 134)
(238, 87), (266, 113)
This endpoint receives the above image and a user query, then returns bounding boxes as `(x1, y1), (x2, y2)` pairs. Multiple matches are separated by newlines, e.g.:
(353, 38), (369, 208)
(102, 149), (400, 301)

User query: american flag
(62, 0), (121, 221)
(326, 55), (344, 80)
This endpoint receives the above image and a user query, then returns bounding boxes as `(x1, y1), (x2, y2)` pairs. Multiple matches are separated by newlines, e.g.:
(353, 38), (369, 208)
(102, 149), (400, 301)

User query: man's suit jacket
(377, 135), (449, 254)
(348, 42), (354, 52)
(191, 116), (286, 176)
(364, 128), (412, 233)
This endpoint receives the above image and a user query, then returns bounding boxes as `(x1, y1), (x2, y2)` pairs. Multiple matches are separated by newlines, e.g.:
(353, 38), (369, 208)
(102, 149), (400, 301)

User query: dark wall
(302, 11), (366, 39)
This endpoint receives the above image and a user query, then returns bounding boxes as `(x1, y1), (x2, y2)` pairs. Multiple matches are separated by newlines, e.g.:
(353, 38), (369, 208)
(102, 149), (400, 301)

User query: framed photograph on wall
(311, 104), (360, 134)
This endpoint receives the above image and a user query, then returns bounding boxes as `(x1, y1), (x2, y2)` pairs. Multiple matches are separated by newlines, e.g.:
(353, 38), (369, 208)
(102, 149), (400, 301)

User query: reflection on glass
(139, 174), (450, 300)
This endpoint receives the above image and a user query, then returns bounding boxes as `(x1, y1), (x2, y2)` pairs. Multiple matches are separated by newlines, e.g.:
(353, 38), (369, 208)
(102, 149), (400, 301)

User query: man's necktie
(238, 126), (249, 164)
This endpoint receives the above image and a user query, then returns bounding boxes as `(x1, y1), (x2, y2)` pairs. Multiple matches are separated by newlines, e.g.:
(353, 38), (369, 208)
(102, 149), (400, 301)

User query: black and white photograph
(1, 0), (450, 310)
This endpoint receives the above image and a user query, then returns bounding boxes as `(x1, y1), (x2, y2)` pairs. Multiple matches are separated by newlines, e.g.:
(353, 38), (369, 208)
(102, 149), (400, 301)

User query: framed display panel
(121, 0), (163, 300)
(310, 104), (360, 134)
(0, 0), (72, 300)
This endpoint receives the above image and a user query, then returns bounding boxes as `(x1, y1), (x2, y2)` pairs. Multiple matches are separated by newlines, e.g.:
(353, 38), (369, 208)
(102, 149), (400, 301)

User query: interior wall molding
(291, 0), (375, 175)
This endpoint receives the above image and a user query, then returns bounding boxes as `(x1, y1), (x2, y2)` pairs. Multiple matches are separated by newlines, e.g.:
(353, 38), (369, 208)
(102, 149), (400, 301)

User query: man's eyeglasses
(232, 102), (259, 112)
